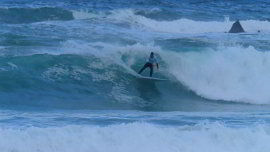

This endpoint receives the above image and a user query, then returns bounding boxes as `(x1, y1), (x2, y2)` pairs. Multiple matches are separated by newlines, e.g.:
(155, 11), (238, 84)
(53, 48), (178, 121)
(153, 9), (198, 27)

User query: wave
(1, 40), (270, 108)
(1, 5), (270, 35)
(13, 8), (267, 35)
(71, 9), (270, 34)
(58, 41), (270, 104)
(105, 9), (270, 34)
(165, 46), (270, 104)
(0, 7), (73, 24)
(56, 41), (270, 105)
(0, 122), (269, 152)
(0, 41), (204, 110)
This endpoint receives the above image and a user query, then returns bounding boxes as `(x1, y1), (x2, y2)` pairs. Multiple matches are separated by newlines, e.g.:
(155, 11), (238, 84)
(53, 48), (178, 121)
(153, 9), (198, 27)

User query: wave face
(0, 0), (270, 110)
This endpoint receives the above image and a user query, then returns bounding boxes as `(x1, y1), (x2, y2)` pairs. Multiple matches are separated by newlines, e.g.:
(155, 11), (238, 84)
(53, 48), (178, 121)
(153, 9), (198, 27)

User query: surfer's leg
(149, 64), (153, 77)
(138, 63), (148, 74)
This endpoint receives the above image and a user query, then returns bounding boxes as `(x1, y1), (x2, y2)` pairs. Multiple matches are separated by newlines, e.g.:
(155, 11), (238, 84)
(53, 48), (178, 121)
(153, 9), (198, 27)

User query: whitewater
(1, 0), (270, 151)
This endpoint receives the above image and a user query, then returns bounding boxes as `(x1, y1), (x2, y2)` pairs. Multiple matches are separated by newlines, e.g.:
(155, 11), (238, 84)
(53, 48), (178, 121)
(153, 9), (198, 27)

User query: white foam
(41, 65), (88, 81)
(57, 40), (161, 76)
(72, 10), (103, 20)
(165, 46), (270, 104)
(0, 123), (269, 152)
(108, 9), (270, 34)
(7, 62), (18, 69)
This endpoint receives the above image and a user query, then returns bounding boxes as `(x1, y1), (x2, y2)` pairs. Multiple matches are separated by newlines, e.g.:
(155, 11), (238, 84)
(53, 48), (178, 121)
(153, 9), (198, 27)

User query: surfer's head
(150, 52), (154, 57)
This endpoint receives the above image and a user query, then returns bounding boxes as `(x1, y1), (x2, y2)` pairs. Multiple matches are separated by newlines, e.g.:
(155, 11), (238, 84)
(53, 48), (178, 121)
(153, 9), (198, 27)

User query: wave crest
(166, 46), (270, 104)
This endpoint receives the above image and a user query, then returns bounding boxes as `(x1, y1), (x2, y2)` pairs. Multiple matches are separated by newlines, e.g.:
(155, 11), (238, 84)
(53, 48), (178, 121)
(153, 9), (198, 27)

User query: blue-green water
(1, 0), (270, 151)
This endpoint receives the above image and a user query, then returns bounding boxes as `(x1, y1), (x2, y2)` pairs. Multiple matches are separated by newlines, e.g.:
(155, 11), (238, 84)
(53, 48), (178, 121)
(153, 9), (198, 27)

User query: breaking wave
(0, 122), (270, 152)
(1, 39), (270, 109)
(72, 9), (270, 34)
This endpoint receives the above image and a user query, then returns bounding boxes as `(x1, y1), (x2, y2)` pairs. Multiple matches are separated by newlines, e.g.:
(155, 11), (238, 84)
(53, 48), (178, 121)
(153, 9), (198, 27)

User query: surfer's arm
(156, 63), (159, 69)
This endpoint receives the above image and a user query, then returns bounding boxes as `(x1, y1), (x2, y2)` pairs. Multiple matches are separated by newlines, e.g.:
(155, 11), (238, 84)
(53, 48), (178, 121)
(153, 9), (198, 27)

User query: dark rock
(229, 20), (245, 33)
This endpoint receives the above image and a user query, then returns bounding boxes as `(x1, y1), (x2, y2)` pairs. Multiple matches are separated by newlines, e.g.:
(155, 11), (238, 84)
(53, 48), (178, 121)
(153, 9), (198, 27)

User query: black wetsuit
(138, 62), (154, 77)
(138, 56), (158, 77)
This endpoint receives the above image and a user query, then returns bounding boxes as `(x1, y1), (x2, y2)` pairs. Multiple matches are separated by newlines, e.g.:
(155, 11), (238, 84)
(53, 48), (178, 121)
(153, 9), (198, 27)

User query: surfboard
(137, 76), (167, 81)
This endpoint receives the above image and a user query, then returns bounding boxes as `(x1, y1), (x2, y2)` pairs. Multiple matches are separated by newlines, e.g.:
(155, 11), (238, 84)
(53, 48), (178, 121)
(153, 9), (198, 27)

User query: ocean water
(1, 0), (270, 151)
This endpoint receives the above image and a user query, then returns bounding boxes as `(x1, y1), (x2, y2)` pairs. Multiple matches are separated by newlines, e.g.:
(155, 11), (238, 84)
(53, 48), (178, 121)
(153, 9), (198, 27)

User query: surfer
(138, 52), (159, 77)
